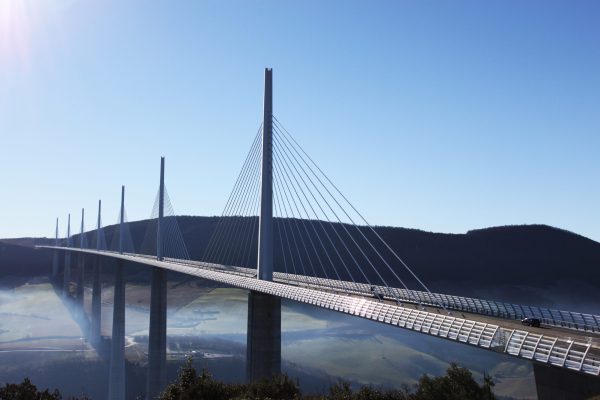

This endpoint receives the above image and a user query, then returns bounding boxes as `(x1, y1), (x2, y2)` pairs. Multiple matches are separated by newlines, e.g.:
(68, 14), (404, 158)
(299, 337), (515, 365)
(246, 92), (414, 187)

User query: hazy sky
(1, 0), (599, 241)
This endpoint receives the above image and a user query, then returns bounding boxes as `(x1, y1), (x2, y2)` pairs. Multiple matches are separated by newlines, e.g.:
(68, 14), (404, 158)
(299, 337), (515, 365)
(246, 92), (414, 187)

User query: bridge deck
(387, 300), (600, 344)
(39, 246), (600, 377)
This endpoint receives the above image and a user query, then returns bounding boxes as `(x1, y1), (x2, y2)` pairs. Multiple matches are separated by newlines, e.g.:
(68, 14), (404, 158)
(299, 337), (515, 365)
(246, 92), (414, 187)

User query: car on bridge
(521, 317), (541, 327)
(370, 286), (384, 301)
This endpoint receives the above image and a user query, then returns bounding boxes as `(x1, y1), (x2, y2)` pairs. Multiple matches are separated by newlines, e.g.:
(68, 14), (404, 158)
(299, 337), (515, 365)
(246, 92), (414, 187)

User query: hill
(74, 218), (600, 288)
(3, 219), (600, 308)
(0, 241), (52, 286)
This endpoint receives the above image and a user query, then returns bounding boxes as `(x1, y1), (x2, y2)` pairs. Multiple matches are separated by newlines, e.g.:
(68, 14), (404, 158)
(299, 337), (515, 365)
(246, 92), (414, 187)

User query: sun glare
(2, 0), (42, 64)
(0, 0), (69, 68)
(0, 0), (33, 66)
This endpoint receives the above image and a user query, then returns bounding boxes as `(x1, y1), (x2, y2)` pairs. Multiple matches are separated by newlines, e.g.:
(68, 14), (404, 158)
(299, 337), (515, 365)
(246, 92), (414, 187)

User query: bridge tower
(76, 208), (86, 307)
(62, 213), (71, 297)
(258, 68), (274, 282)
(90, 200), (102, 345)
(52, 218), (59, 277)
(108, 187), (126, 400)
(147, 157), (168, 400)
(246, 68), (282, 382)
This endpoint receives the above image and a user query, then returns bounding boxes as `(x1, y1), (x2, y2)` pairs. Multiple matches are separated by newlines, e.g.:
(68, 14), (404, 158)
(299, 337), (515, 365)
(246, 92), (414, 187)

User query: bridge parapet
(45, 244), (600, 333)
(273, 271), (600, 334)
(38, 246), (600, 378)
(504, 329), (600, 375)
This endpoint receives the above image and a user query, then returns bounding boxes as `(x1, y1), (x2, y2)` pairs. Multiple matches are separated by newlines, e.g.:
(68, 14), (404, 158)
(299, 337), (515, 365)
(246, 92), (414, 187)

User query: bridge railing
(161, 254), (600, 334)
(271, 271), (600, 334)
(388, 287), (600, 333)
(501, 328), (600, 375)
(139, 254), (600, 376)
(44, 246), (600, 376)
(53, 246), (600, 333)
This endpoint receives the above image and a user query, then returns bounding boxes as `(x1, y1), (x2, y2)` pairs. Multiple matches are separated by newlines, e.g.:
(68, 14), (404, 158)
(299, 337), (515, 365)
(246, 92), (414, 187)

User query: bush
(0, 378), (62, 400)
(413, 364), (494, 400)
(158, 359), (494, 400)
(158, 359), (231, 400)
(158, 358), (301, 400)
(0, 361), (495, 400)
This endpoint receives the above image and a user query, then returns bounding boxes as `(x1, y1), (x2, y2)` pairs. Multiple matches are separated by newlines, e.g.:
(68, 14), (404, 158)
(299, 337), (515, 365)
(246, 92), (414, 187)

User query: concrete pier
(146, 267), (167, 400)
(246, 290), (281, 381)
(76, 253), (85, 307)
(90, 256), (102, 344)
(52, 249), (59, 277)
(52, 218), (59, 277)
(108, 259), (126, 400)
(246, 68), (282, 382)
(108, 185), (126, 400)
(146, 157), (168, 400)
(91, 200), (102, 344)
(62, 214), (71, 297)
(62, 251), (71, 297)
(76, 209), (86, 308)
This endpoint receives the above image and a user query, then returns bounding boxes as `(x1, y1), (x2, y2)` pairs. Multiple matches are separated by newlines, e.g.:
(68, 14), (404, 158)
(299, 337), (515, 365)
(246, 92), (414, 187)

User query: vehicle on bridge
(521, 317), (541, 327)
(370, 285), (384, 301)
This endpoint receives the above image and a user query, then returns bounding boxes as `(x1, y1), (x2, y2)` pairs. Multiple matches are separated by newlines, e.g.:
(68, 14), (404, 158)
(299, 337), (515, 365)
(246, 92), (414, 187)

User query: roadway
(38, 246), (600, 376)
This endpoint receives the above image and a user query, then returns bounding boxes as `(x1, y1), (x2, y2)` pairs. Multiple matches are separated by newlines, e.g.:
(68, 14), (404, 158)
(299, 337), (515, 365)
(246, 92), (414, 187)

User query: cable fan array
(90, 214), (108, 251)
(140, 185), (190, 260)
(55, 116), (437, 305)
(62, 186), (188, 259)
(203, 117), (437, 302)
(203, 127), (262, 269)
(68, 216), (99, 250)
(109, 208), (135, 254)
(78, 215), (88, 249)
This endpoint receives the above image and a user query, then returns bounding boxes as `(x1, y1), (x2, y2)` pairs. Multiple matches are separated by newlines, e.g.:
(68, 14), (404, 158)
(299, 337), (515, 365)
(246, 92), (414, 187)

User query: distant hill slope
(375, 223), (600, 288)
(4, 219), (600, 297)
(79, 218), (600, 288)
(0, 241), (51, 281)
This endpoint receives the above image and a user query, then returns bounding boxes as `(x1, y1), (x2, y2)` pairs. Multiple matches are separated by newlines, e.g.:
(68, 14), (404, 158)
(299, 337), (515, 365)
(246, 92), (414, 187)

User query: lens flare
(0, 0), (33, 66)
(0, 0), (70, 69)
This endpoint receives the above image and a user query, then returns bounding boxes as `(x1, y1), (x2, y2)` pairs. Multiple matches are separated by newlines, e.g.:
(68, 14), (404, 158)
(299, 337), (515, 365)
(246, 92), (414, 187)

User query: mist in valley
(0, 273), (547, 399)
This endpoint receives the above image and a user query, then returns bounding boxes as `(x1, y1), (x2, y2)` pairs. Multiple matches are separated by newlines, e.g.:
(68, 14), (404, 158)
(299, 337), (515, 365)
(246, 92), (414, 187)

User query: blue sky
(1, 0), (599, 241)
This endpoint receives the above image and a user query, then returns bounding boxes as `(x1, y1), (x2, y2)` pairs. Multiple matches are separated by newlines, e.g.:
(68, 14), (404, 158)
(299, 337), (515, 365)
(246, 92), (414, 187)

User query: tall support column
(157, 157), (165, 261)
(147, 157), (167, 400)
(258, 68), (274, 282)
(108, 187), (126, 400)
(246, 291), (281, 381)
(76, 208), (85, 308)
(91, 200), (102, 345)
(108, 260), (125, 400)
(147, 267), (167, 399)
(52, 218), (59, 277)
(63, 214), (71, 297)
(247, 68), (281, 382)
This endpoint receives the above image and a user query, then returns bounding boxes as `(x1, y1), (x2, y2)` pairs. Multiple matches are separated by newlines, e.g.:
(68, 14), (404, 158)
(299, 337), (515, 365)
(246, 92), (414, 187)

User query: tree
(0, 378), (62, 400)
(412, 363), (495, 400)
(158, 357), (301, 400)
(158, 358), (231, 400)
(158, 360), (494, 399)
(308, 365), (493, 400)
(1, 360), (495, 400)
(243, 374), (302, 400)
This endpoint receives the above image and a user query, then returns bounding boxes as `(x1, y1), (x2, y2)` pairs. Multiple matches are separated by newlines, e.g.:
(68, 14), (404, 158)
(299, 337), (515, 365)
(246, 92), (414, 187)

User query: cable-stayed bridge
(36, 69), (599, 400)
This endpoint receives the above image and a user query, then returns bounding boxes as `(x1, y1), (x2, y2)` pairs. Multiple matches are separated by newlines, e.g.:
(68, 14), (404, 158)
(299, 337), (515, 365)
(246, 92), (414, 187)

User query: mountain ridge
(3, 219), (599, 288)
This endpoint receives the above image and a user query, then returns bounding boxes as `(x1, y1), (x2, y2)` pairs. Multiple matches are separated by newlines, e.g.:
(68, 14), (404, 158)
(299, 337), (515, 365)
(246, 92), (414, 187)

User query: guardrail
(275, 273), (600, 333)
(153, 256), (600, 333)
(46, 246), (600, 333)
(40, 246), (600, 376)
